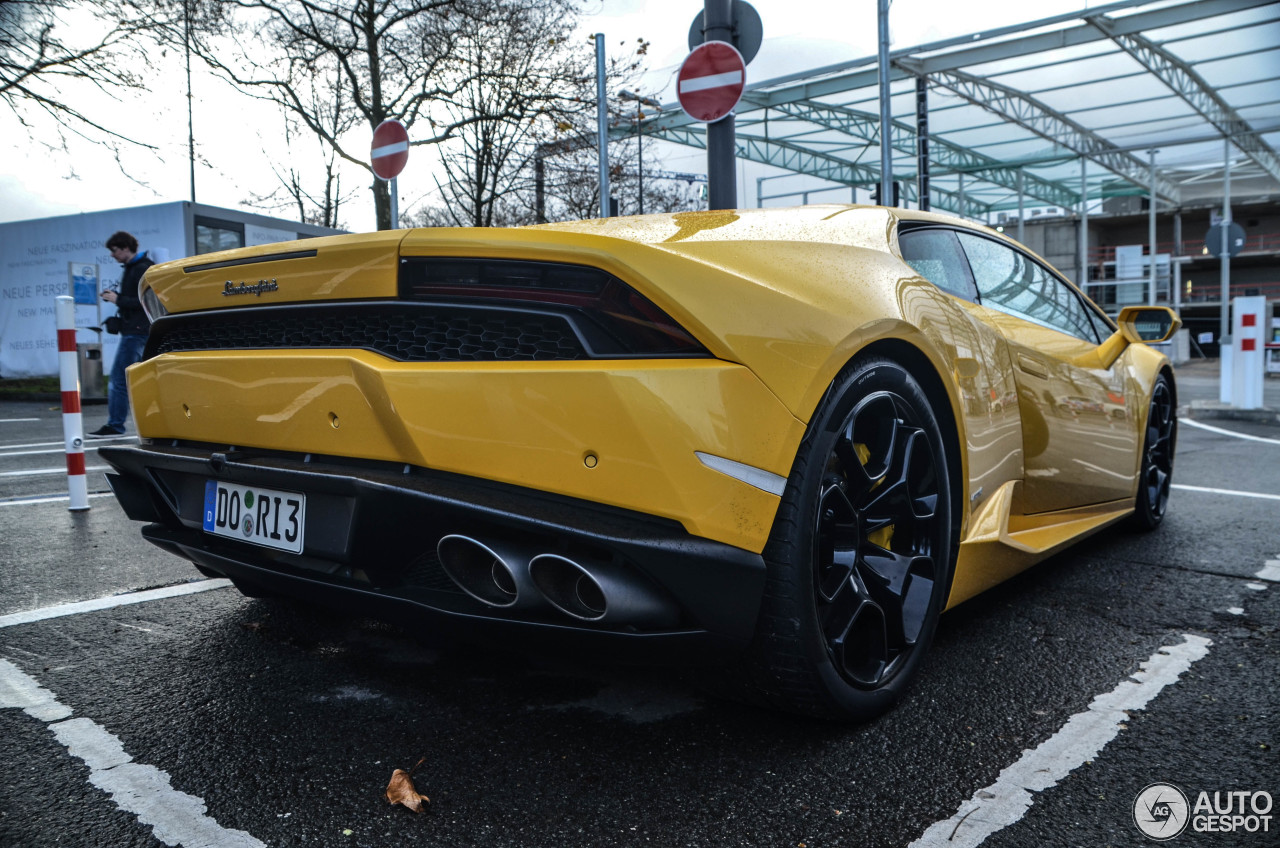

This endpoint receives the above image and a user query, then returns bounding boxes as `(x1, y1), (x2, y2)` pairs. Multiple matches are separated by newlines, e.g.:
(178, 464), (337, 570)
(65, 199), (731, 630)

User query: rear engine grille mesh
(399, 550), (466, 594)
(149, 307), (587, 362)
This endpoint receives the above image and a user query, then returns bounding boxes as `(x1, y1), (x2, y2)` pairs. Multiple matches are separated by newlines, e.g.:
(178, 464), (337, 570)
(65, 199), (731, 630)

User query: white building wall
(0, 203), (187, 378)
(1, 203), (339, 378)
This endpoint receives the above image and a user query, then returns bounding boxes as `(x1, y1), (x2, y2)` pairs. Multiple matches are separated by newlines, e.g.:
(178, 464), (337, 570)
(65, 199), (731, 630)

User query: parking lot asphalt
(1, 385), (1276, 848)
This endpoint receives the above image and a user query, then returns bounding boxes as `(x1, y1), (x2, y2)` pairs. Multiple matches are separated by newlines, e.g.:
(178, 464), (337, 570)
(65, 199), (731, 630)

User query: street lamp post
(619, 90), (662, 215)
(595, 34), (610, 219)
(877, 0), (893, 208)
(184, 0), (196, 203)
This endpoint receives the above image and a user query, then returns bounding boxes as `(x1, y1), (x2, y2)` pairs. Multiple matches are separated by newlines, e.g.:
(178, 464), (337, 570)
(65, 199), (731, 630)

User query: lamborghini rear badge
(223, 279), (279, 297)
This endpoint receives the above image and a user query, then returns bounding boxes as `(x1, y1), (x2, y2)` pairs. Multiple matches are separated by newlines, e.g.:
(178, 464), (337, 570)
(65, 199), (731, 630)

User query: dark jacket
(115, 251), (155, 336)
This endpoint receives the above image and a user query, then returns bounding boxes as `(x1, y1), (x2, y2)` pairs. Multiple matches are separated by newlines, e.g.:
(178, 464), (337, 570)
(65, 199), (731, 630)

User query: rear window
(898, 228), (979, 301)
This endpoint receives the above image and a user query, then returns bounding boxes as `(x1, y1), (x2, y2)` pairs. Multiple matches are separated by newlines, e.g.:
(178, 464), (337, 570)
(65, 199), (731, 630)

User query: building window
(195, 217), (245, 255)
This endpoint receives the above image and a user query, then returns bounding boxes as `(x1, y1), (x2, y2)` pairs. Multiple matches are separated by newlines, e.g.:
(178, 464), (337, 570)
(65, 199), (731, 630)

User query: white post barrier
(1232, 294), (1267, 409)
(55, 296), (89, 511)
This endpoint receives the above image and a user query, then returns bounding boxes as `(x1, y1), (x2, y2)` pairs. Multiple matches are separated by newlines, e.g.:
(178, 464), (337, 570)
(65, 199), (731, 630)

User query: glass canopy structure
(632, 0), (1280, 219)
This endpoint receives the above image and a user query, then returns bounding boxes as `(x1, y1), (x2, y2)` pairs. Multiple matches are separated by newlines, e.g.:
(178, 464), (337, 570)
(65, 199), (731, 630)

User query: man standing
(89, 231), (154, 437)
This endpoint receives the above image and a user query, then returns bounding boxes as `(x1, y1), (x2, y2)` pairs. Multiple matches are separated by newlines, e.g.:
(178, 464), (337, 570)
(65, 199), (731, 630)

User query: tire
(743, 355), (954, 720)
(1129, 372), (1176, 531)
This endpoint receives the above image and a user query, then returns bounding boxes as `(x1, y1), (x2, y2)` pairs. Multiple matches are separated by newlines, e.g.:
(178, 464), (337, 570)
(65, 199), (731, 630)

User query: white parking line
(0, 435), (134, 451)
(0, 446), (105, 458)
(0, 492), (117, 508)
(0, 580), (233, 629)
(1171, 483), (1280, 501)
(1, 417), (40, 423)
(0, 659), (264, 848)
(909, 634), (1212, 848)
(1181, 418), (1280, 445)
(0, 465), (110, 478)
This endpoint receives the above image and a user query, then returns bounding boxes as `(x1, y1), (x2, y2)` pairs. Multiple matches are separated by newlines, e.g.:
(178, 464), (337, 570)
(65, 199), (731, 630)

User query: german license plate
(202, 480), (305, 554)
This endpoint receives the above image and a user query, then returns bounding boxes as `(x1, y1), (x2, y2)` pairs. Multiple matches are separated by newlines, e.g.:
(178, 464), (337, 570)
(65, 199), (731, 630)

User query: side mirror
(1116, 306), (1181, 344)
(1075, 306), (1182, 370)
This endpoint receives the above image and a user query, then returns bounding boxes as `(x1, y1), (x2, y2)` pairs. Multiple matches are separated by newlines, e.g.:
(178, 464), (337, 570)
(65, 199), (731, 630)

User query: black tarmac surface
(1, 370), (1276, 848)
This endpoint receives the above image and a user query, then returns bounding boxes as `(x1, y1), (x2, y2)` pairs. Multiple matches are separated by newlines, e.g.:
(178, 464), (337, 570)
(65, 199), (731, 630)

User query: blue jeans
(107, 334), (147, 431)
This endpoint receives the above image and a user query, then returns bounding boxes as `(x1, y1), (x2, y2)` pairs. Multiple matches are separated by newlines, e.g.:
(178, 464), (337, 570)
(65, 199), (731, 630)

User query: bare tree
(614, 167), (705, 217)
(169, 0), (484, 230)
(426, 28), (680, 228)
(244, 71), (358, 229)
(411, 135), (704, 229)
(428, 0), (591, 227)
(1, 0), (160, 148)
(528, 137), (703, 225)
(532, 141), (611, 223)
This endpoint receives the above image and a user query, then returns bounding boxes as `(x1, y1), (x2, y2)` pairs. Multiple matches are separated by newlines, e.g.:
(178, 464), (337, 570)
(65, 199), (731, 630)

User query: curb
(1179, 405), (1280, 427)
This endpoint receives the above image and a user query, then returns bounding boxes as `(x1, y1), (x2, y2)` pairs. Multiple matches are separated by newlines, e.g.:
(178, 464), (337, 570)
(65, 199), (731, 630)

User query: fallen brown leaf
(385, 759), (429, 813)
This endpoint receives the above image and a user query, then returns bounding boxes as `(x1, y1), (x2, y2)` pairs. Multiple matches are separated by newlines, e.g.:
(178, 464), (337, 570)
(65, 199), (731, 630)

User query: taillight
(398, 258), (706, 357)
(140, 283), (169, 322)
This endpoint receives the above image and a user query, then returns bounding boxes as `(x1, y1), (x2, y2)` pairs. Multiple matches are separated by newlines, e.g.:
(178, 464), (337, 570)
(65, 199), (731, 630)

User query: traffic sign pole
(675, 38), (743, 208)
(688, 1), (762, 64)
(1218, 138), (1232, 405)
(704, 0), (736, 210)
(371, 119), (410, 229)
(1220, 137), (1231, 349)
(877, 0), (893, 208)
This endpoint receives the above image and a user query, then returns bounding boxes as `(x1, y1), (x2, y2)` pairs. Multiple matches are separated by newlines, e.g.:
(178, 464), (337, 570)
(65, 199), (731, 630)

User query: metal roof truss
(623, 0), (1280, 214)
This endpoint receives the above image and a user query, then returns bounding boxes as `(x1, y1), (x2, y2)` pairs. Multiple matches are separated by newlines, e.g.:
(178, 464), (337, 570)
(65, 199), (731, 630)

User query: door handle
(1017, 354), (1049, 380)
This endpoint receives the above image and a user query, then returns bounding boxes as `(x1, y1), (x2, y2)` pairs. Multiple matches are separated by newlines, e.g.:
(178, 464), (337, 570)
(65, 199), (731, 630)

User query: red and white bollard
(55, 295), (89, 511)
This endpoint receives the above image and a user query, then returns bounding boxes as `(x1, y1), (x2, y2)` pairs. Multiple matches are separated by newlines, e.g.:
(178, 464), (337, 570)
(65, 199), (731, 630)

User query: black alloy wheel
(814, 392), (943, 689)
(744, 356), (954, 720)
(1131, 372), (1176, 530)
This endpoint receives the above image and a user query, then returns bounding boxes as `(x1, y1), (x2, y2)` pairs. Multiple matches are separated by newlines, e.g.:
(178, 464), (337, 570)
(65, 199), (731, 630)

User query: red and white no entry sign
(371, 119), (409, 180)
(677, 40), (746, 123)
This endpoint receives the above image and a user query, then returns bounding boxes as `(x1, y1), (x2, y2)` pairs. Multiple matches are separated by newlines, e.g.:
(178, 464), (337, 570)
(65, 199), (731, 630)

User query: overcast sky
(0, 0), (1105, 229)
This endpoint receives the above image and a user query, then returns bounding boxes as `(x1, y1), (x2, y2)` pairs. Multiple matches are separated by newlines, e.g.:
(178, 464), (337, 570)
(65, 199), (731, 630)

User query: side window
(1085, 300), (1116, 342)
(956, 232), (1099, 343)
(897, 228), (979, 301)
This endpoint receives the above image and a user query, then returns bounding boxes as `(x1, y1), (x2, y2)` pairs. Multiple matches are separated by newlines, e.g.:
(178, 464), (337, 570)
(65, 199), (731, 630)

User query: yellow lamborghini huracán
(102, 205), (1179, 720)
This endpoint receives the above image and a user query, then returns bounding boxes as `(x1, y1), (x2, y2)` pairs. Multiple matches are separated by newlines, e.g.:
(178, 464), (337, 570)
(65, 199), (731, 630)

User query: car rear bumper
(125, 350), (802, 554)
(100, 442), (767, 661)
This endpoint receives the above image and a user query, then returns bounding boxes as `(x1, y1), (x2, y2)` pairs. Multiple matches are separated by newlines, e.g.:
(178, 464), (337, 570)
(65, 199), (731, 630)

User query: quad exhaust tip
(529, 553), (679, 627)
(436, 535), (533, 609)
(437, 535), (680, 628)
(528, 554), (608, 620)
